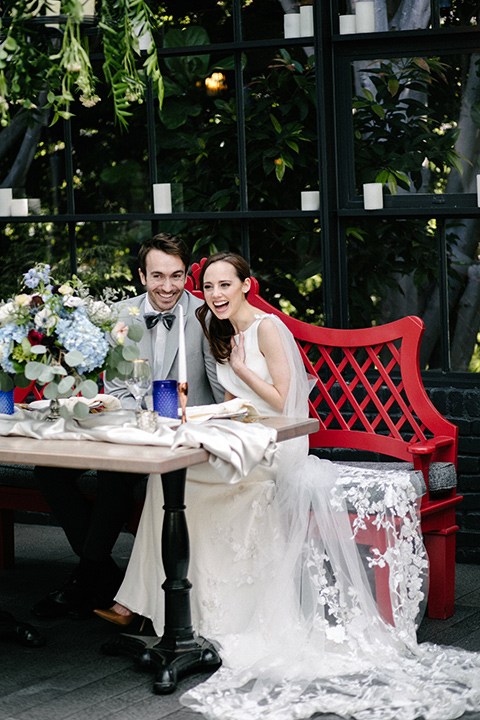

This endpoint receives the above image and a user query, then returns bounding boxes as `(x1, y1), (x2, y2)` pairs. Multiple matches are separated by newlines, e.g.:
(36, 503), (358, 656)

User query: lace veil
(181, 315), (480, 720)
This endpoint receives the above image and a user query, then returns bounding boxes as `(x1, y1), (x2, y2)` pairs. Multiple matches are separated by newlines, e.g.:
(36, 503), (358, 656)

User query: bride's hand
(229, 333), (246, 375)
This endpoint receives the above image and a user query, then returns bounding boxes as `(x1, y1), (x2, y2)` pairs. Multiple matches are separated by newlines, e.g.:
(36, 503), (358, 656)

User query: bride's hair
(196, 252), (251, 363)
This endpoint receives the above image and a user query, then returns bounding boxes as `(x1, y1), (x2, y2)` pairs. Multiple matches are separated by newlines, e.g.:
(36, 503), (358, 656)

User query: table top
(0, 416), (318, 474)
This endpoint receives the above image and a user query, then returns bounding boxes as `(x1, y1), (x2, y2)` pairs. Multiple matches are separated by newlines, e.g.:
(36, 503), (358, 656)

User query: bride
(96, 252), (480, 720)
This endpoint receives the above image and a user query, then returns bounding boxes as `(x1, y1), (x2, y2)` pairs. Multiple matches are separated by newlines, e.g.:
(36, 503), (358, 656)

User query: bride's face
(202, 261), (250, 321)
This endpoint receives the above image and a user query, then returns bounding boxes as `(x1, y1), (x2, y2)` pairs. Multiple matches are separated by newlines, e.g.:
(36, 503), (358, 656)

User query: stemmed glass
(125, 359), (152, 413)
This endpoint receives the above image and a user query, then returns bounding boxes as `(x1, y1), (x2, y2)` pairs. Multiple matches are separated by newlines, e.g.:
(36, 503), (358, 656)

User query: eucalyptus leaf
(25, 361), (47, 381)
(43, 382), (60, 400)
(127, 324), (144, 342)
(76, 379), (98, 398)
(65, 350), (84, 367)
(31, 345), (47, 355)
(58, 376), (76, 394)
(122, 345), (141, 361)
(73, 402), (90, 419)
(38, 366), (56, 384)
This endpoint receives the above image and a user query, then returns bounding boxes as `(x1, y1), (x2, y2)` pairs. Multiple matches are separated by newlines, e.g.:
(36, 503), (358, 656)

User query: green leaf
(275, 158), (286, 182)
(58, 376), (76, 394)
(25, 361), (46, 381)
(73, 402), (90, 419)
(76, 379), (98, 398)
(65, 350), (84, 367)
(0, 374), (13, 392)
(127, 324), (143, 342)
(122, 345), (140, 361)
(43, 382), (60, 400)
(270, 114), (282, 134)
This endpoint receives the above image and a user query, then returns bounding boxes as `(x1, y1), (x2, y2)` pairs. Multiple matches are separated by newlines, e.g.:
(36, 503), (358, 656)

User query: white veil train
(180, 316), (480, 720)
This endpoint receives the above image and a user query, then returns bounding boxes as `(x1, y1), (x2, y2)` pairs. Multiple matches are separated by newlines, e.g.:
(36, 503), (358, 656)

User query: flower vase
(0, 389), (14, 415)
(45, 397), (61, 422)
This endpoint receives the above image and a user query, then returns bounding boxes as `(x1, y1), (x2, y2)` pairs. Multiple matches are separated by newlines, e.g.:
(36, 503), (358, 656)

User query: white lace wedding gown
(116, 315), (480, 720)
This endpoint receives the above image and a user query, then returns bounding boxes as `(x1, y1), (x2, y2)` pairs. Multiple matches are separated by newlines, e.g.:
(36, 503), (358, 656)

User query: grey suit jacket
(103, 290), (224, 409)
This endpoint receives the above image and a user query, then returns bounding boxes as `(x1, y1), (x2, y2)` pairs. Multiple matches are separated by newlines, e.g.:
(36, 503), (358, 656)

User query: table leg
(101, 467), (221, 693)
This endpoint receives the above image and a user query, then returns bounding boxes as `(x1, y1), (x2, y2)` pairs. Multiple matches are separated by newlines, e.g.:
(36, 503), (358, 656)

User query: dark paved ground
(2, 523), (480, 720)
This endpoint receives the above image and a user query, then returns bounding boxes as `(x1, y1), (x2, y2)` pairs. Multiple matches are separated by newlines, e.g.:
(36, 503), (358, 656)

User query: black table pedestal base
(100, 466), (222, 693)
(101, 632), (221, 694)
(150, 636), (221, 694)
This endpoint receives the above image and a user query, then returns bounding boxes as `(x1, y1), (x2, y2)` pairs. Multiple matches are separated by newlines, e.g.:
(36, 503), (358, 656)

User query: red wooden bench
(0, 264), (461, 623)
(189, 260), (462, 621)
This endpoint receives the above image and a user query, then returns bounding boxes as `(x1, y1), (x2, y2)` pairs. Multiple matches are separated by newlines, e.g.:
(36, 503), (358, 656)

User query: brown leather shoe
(94, 607), (136, 626)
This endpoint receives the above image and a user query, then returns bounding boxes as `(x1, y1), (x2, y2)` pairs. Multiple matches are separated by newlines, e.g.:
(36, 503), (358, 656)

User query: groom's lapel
(132, 295), (153, 363)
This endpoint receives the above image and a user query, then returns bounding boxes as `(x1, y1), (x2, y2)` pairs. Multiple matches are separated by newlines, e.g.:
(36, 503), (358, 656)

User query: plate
(28, 399), (103, 411)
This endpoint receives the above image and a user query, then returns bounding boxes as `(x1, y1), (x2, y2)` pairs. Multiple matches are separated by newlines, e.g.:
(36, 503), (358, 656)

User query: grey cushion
(332, 461), (427, 503)
(332, 460), (457, 500)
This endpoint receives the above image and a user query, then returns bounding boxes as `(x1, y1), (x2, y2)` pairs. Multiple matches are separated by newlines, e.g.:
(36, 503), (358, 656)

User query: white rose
(58, 284), (74, 295)
(63, 295), (84, 308)
(0, 302), (15, 326)
(14, 294), (32, 307)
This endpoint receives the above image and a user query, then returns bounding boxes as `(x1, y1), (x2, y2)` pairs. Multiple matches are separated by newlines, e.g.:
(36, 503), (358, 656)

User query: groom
(32, 234), (224, 621)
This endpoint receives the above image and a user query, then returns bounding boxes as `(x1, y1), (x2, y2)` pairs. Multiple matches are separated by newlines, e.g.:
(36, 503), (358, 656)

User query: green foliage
(353, 57), (460, 192)
(0, 0), (163, 129)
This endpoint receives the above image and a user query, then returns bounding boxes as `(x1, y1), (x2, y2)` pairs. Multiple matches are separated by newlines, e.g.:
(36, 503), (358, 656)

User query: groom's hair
(138, 234), (191, 275)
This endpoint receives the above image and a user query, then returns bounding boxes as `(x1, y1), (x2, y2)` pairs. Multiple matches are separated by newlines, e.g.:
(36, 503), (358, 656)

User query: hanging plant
(0, 0), (163, 129)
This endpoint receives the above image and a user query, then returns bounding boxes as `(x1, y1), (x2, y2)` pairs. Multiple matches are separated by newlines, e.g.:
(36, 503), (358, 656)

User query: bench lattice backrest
(189, 262), (457, 465)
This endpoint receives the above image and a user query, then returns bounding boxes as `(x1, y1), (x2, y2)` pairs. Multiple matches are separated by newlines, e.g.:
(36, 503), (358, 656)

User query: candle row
(339, 1), (375, 34)
(284, 6), (314, 39)
(0, 189), (41, 216)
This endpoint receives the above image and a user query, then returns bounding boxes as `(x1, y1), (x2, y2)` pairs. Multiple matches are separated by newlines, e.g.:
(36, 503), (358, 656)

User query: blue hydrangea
(55, 307), (109, 374)
(0, 323), (29, 373)
(23, 264), (51, 290)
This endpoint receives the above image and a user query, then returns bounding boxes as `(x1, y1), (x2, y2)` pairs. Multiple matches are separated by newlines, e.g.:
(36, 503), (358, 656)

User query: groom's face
(139, 249), (187, 312)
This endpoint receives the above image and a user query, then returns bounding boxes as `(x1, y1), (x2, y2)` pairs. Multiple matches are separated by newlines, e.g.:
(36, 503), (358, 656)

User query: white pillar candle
(45, 0), (61, 14)
(284, 13), (300, 38)
(153, 183), (172, 214)
(11, 199), (29, 216)
(300, 6), (314, 37)
(45, 0), (60, 28)
(81, 0), (95, 15)
(363, 182), (383, 210)
(28, 198), (41, 214)
(301, 190), (320, 211)
(177, 305), (187, 384)
(339, 15), (356, 34)
(355, 1), (376, 33)
(0, 189), (12, 216)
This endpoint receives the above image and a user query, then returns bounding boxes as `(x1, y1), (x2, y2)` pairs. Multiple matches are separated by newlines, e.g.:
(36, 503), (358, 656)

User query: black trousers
(34, 466), (144, 563)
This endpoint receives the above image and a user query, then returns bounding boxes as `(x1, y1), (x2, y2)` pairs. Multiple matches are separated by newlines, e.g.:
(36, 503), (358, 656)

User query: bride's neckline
(233, 312), (270, 335)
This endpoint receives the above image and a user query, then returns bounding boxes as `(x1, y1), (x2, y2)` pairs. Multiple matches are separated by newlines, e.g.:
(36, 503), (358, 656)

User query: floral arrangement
(0, 263), (143, 417)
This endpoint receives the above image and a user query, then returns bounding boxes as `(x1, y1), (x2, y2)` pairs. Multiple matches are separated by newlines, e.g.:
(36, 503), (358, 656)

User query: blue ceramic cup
(0, 389), (14, 415)
(153, 380), (178, 418)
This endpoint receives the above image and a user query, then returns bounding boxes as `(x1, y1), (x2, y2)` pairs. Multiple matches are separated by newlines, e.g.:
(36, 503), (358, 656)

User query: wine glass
(125, 359), (152, 413)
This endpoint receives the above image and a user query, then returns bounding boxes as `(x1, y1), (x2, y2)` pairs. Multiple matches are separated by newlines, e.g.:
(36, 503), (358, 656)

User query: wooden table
(0, 416), (318, 693)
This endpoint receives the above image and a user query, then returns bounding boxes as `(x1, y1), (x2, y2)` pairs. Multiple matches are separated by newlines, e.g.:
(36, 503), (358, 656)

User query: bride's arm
(229, 318), (290, 413)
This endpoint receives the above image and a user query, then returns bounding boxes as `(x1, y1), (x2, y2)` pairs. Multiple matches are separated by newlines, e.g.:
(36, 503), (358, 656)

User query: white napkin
(60, 394), (122, 412)
(172, 419), (277, 483)
(184, 398), (261, 423)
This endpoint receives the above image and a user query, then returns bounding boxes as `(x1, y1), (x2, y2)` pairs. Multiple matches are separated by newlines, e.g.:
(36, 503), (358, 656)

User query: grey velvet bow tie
(144, 312), (176, 330)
